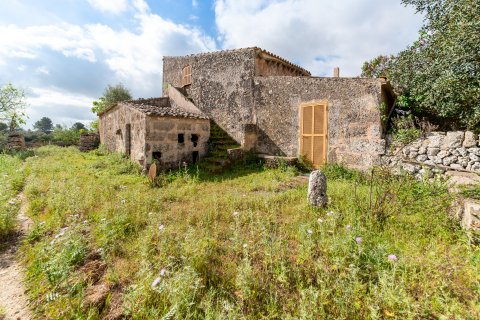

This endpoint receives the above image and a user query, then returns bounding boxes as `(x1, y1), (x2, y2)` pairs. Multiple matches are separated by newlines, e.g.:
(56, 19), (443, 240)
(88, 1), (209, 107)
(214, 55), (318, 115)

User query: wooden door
(300, 103), (328, 167)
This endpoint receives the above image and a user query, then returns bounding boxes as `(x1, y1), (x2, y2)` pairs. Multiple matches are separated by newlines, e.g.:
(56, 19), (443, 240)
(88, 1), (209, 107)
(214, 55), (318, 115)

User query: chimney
(333, 67), (340, 78)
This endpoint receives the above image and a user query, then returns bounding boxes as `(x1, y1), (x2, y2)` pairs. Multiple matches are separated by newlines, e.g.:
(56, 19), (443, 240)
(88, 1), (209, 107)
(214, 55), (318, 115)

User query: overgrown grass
(18, 146), (480, 319)
(0, 152), (27, 239)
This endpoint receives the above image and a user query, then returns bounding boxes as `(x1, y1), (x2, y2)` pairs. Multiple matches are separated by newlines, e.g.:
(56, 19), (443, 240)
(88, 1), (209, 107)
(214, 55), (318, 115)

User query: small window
(152, 151), (162, 162)
(192, 151), (199, 164)
(191, 134), (199, 147)
(182, 65), (192, 86)
(178, 133), (185, 144)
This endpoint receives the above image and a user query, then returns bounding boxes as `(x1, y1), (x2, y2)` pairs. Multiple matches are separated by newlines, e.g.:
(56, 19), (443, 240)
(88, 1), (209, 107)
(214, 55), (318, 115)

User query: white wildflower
(151, 277), (161, 288)
(307, 229), (313, 235)
(317, 218), (323, 223)
(233, 211), (239, 217)
(158, 224), (165, 231)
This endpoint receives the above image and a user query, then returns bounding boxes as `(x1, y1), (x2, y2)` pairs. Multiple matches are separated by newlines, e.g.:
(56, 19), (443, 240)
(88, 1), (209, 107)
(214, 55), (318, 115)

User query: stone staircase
(199, 120), (240, 173)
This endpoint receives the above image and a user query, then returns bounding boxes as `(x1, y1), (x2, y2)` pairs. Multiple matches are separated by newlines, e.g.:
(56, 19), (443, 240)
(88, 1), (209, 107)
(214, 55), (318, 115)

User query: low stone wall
(6, 133), (25, 151)
(384, 131), (480, 176)
(79, 133), (100, 152)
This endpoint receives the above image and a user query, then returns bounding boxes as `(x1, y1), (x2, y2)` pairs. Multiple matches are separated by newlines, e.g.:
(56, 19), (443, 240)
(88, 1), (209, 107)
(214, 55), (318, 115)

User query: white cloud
(215, 0), (423, 76)
(87, 0), (129, 15)
(192, 0), (199, 8)
(35, 66), (49, 75)
(17, 65), (27, 71)
(132, 0), (150, 14)
(26, 87), (96, 127)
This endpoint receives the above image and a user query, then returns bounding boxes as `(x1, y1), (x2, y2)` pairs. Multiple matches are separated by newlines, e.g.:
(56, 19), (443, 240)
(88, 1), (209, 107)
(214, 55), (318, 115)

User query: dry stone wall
(384, 131), (480, 175)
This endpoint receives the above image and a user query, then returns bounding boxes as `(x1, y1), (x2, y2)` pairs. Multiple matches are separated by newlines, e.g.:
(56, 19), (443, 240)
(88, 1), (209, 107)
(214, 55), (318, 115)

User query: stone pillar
(308, 170), (328, 207)
(6, 133), (25, 151)
(242, 124), (257, 151)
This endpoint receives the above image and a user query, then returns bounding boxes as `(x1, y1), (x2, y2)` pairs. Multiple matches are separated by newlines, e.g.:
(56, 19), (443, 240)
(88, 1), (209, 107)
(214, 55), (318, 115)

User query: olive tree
(0, 83), (28, 131)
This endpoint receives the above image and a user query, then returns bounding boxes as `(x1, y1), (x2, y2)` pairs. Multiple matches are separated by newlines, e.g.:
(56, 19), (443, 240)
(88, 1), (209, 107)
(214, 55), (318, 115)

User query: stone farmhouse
(99, 47), (394, 170)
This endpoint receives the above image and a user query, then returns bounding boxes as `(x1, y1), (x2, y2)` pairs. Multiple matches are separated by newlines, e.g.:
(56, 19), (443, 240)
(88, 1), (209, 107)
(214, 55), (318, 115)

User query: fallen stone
(450, 163), (464, 170)
(307, 170), (327, 208)
(416, 155), (428, 162)
(443, 155), (458, 166)
(402, 163), (418, 174)
(463, 131), (477, 148)
(443, 131), (464, 149)
(418, 146), (427, 155)
(427, 147), (440, 156)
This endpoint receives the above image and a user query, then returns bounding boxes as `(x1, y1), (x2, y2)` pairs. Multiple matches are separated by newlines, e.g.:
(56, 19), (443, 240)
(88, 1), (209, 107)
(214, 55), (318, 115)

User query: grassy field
(0, 152), (26, 240)
(1, 145), (478, 319)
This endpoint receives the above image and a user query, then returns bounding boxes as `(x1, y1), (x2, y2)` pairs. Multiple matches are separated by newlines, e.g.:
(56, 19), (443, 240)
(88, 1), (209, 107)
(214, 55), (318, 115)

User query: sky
(0, 0), (423, 128)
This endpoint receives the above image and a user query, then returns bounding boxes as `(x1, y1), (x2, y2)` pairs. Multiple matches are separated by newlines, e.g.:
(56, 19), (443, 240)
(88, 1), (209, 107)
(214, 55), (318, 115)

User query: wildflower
(151, 277), (161, 288)
(387, 254), (398, 262)
(345, 224), (351, 230)
(148, 212), (153, 216)
(242, 194), (246, 198)
(327, 211), (334, 216)
(121, 199), (126, 204)
(317, 218), (323, 223)
(39, 221), (46, 226)
(307, 229), (313, 235)
(158, 224), (165, 231)
(355, 236), (362, 244)
(100, 218), (106, 222)
(83, 220), (88, 224)
(233, 211), (239, 217)
(243, 243), (248, 248)
(8, 199), (16, 205)
(159, 268), (167, 276)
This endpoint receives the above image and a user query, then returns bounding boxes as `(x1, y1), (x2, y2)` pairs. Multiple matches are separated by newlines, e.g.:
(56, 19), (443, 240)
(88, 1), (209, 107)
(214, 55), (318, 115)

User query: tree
(91, 83), (132, 115)
(0, 83), (27, 132)
(361, 55), (394, 78)
(362, 0), (480, 129)
(71, 122), (86, 131)
(33, 117), (54, 133)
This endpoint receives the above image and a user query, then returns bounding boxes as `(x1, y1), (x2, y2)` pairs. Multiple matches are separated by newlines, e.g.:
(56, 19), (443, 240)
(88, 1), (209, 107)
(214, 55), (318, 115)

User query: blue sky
(0, 0), (423, 128)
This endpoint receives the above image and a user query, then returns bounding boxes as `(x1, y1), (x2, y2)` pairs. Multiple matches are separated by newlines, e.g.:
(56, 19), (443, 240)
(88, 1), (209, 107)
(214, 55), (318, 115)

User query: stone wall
(6, 133), (25, 151)
(163, 48), (257, 144)
(98, 103), (147, 163)
(384, 131), (480, 175)
(145, 116), (209, 169)
(78, 133), (99, 152)
(252, 77), (390, 170)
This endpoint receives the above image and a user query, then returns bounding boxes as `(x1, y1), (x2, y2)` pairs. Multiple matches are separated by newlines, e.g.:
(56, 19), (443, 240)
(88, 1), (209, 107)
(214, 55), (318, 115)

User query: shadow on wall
(254, 126), (287, 156)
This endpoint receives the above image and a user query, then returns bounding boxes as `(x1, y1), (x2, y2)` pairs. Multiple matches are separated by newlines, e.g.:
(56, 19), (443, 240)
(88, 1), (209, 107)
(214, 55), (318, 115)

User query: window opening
(178, 133), (185, 143)
(191, 134), (199, 147)
(152, 151), (162, 162)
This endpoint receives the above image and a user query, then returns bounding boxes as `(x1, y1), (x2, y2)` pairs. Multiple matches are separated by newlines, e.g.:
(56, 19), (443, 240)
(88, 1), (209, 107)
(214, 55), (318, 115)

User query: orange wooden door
(300, 103), (328, 167)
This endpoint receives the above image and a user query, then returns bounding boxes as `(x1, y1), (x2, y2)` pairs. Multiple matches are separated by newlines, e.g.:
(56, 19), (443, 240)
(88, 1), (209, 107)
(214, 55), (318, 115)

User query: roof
(99, 97), (209, 119)
(164, 46), (311, 76)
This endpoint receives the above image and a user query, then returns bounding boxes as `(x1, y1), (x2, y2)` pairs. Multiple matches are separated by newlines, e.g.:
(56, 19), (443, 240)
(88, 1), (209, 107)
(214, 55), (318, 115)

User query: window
(152, 151), (162, 162)
(191, 134), (199, 147)
(178, 133), (185, 143)
(182, 65), (192, 86)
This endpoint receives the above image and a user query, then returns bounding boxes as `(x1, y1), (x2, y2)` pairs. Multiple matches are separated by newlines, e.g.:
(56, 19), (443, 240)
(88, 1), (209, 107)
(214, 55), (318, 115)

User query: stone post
(308, 170), (328, 207)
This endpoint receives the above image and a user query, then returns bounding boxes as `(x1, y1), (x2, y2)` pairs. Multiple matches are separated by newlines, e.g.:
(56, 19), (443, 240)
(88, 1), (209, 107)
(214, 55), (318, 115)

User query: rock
(427, 147), (440, 157)
(443, 156), (458, 166)
(451, 149), (460, 156)
(457, 147), (468, 157)
(402, 163), (418, 174)
(472, 163), (480, 172)
(307, 170), (327, 208)
(408, 151), (418, 159)
(418, 168), (433, 178)
(442, 131), (464, 149)
(450, 163), (464, 170)
(433, 156), (444, 164)
(437, 150), (450, 159)
(418, 146), (427, 155)
(424, 160), (436, 166)
(468, 148), (480, 156)
(469, 153), (480, 162)
(416, 155), (428, 162)
(458, 157), (469, 167)
(426, 132), (445, 148)
(463, 131), (477, 148)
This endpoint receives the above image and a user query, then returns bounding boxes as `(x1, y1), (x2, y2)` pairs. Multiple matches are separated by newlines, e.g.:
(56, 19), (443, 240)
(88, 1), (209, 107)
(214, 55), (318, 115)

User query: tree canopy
(0, 83), (28, 131)
(33, 117), (54, 133)
(91, 84), (132, 115)
(362, 0), (480, 129)
(71, 122), (86, 131)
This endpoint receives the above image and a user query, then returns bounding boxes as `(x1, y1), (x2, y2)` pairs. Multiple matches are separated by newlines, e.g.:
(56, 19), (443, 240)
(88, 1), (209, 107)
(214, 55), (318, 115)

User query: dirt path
(0, 193), (33, 320)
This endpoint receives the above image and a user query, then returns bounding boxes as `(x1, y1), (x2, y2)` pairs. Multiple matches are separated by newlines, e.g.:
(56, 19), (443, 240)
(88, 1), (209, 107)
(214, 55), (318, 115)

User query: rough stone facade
(163, 47), (392, 170)
(98, 95), (209, 169)
(6, 133), (25, 151)
(252, 77), (390, 170)
(384, 131), (480, 175)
